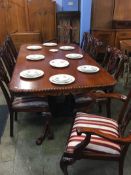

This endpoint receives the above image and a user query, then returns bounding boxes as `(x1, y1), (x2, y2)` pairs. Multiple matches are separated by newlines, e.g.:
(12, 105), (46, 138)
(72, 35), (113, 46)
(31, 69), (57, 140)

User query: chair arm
(89, 92), (127, 102)
(77, 127), (131, 144)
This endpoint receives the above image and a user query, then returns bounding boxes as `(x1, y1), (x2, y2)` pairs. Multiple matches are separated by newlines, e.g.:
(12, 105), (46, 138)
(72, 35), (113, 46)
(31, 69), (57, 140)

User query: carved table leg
(36, 112), (53, 145)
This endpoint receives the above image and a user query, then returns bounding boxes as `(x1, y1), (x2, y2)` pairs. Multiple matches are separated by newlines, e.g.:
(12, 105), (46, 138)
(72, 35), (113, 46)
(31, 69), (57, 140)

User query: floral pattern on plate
(77, 65), (100, 73)
(20, 69), (44, 79)
(49, 74), (75, 85)
(26, 45), (42, 50)
(59, 46), (75, 51)
(65, 53), (83, 59)
(49, 59), (69, 68)
(43, 42), (57, 46)
(26, 54), (45, 60)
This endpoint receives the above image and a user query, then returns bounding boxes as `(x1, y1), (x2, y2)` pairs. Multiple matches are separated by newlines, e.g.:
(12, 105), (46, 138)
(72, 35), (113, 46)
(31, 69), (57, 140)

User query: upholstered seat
(60, 91), (131, 175)
(66, 112), (120, 155)
(12, 96), (48, 110)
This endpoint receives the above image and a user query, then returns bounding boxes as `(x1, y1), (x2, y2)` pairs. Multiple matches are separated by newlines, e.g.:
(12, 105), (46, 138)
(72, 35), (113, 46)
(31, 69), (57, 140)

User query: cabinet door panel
(27, 0), (56, 40)
(7, 0), (27, 32)
(0, 1), (7, 43)
(92, 0), (114, 29)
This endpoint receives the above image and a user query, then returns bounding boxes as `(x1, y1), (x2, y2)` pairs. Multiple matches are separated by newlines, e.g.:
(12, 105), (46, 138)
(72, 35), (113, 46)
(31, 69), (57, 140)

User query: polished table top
(9, 44), (117, 96)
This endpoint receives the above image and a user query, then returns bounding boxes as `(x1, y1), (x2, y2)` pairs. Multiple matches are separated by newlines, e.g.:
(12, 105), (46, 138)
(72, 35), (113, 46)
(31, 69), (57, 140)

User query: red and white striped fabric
(66, 112), (121, 155)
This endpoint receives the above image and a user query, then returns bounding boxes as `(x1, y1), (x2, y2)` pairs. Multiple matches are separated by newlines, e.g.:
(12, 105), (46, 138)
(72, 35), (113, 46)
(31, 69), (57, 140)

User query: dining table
(9, 43), (117, 144)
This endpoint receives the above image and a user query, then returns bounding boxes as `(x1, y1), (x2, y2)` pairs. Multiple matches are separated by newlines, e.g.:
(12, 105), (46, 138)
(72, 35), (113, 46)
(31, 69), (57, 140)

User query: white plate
(49, 49), (59, 52)
(26, 45), (42, 50)
(77, 65), (100, 73)
(49, 74), (75, 85)
(65, 53), (83, 59)
(59, 46), (75, 51)
(49, 59), (69, 68)
(26, 54), (45, 60)
(43, 42), (57, 46)
(20, 69), (44, 79)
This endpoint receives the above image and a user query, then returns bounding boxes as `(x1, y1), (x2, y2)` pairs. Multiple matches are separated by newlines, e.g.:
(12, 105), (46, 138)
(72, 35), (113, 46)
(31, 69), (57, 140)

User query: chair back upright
(103, 47), (127, 80)
(0, 60), (12, 111)
(81, 32), (94, 53)
(0, 45), (15, 78)
(5, 35), (18, 60)
(118, 90), (131, 135)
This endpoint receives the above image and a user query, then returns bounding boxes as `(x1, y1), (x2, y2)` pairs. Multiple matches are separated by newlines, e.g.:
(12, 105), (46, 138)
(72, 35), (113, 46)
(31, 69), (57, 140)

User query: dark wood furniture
(9, 44), (117, 96)
(120, 40), (131, 87)
(57, 11), (80, 44)
(0, 60), (51, 138)
(60, 90), (131, 175)
(9, 43), (117, 143)
(91, 0), (131, 48)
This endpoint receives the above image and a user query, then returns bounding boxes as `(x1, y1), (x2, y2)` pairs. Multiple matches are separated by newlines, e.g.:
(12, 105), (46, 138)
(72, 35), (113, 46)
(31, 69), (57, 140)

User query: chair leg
(14, 112), (17, 121)
(36, 113), (53, 145)
(10, 111), (14, 137)
(98, 102), (102, 113)
(60, 156), (74, 175)
(119, 160), (124, 175)
(106, 99), (111, 118)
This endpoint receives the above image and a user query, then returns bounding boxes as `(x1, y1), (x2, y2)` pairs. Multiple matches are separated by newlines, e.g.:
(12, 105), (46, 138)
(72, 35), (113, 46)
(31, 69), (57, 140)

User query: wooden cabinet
(91, 0), (131, 48)
(92, 0), (115, 29)
(0, 0), (56, 44)
(92, 29), (131, 49)
(92, 29), (116, 46)
(57, 11), (80, 43)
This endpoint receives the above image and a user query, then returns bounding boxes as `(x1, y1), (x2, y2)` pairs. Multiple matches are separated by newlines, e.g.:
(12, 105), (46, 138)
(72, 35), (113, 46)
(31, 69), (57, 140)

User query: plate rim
(43, 42), (57, 46)
(26, 45), (42, 50)
(49, 74), (75, 84)
(49, 49), (59, 52)
(49, 59), (69, 68)
(26, 54), (45, 60)
(20, 69), (44, 79)
(65, 53), (83, 59)
(59, 46), (75, 50)
(77, 65), (100, 73)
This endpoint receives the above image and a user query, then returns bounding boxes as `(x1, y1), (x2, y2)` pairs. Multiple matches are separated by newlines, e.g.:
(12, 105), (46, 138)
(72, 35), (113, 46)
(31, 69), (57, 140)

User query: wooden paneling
(115, 30), (131, 48)
(92, 0), (115, 29)
(11, 32), (42, 50)
(92, 29), (131, 49)
(26, 0), (56, 40)
(92, 29), (116, 46)
(113, 0), (131, 20)
(7, 0), (28, 33)
(0, 1), (7, 43)
(0, 0), (56, 44)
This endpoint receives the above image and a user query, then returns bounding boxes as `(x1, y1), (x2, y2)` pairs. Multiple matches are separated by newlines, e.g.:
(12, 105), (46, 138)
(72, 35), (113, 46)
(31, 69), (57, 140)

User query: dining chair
(75, 47), (127, 117)
(80, 32), (105, 62)
(5, 35), (18, 61)
(0, 60), (52, 143)
(120, 40), (131, 87)
(60, 90), (131, 175)
(0, 45), (15, 79)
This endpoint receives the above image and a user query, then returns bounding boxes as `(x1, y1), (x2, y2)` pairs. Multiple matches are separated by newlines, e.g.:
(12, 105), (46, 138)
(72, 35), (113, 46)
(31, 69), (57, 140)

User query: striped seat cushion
(66, 112), (121, 155)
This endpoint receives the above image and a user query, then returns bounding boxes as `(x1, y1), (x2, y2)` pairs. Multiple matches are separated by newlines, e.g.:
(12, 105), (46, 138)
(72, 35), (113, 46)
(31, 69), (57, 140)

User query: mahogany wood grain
(9, 44), (117, 96)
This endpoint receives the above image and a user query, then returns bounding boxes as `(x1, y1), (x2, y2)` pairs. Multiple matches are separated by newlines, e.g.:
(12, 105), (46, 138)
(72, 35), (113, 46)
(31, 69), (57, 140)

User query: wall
(80, 0), (92, 42)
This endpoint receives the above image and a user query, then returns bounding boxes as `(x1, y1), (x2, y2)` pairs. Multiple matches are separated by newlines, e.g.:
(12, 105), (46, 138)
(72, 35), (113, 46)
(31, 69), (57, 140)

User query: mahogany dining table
(9, 43), (117, 143)
(9, 43), (117, 96)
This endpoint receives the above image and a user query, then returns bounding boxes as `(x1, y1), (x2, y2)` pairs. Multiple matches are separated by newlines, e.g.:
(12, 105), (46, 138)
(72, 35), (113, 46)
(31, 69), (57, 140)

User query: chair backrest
(0, 45), (15, 78)
(103, 46), (127, 80)
(5, 35), (18, 60)
(89, 37), (104, 59)
(80, 32), (94, 53)
(116, 89), (131, 157)
(0, 60), (12, 110)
